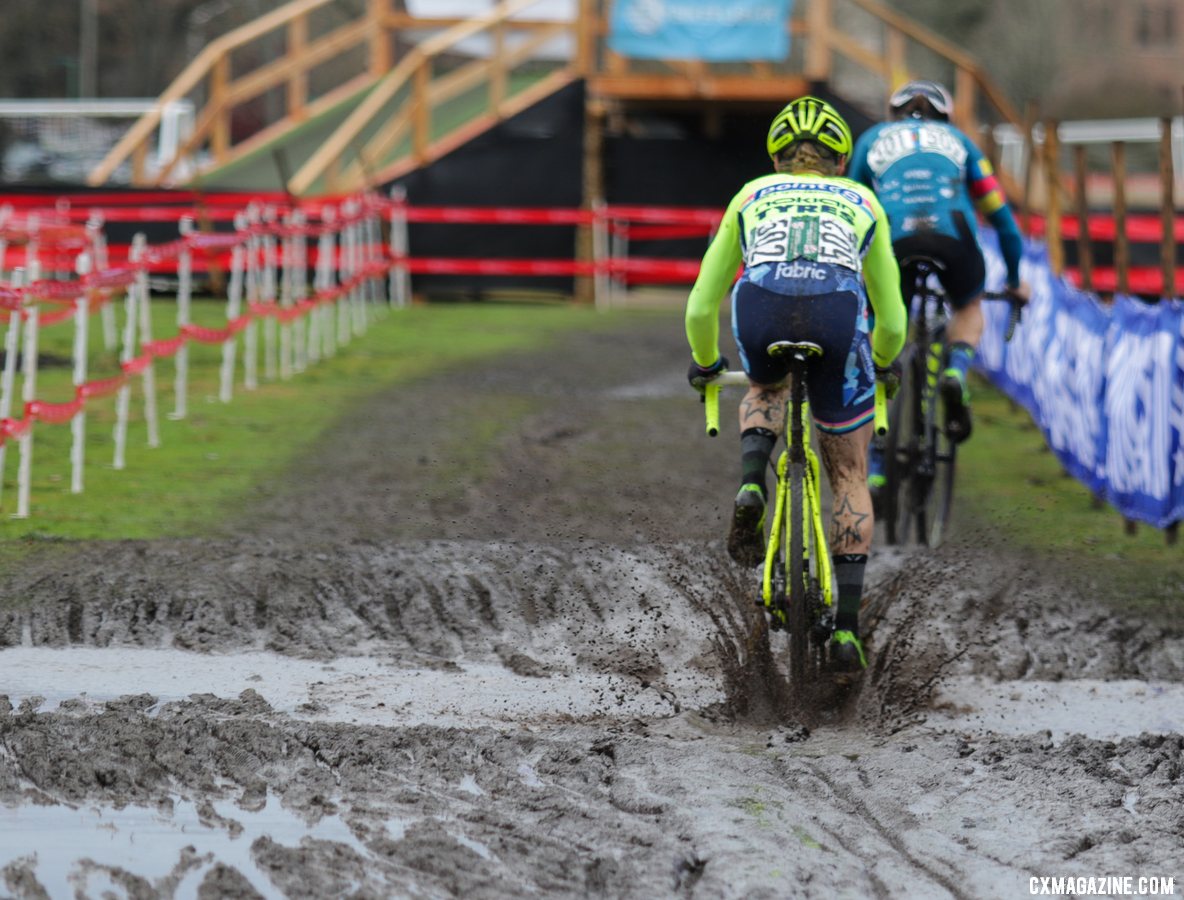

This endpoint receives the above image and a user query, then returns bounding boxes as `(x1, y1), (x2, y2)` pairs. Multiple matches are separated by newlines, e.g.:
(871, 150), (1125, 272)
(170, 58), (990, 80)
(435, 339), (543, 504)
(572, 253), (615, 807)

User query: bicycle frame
(761, 386), (831, 624)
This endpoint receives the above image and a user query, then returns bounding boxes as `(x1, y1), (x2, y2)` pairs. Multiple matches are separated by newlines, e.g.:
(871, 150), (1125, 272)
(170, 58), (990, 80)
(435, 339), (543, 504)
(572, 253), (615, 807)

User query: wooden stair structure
(88, 0), (1028, 202)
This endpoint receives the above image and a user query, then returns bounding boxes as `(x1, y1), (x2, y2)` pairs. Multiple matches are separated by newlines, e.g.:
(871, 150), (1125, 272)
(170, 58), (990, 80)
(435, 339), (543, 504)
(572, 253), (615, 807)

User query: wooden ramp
(89, 0), (1027, 200)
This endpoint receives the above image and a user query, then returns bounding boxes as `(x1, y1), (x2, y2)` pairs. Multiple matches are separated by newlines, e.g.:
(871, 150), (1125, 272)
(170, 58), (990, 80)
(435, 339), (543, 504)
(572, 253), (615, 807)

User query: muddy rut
(0, 312), (1182, 899)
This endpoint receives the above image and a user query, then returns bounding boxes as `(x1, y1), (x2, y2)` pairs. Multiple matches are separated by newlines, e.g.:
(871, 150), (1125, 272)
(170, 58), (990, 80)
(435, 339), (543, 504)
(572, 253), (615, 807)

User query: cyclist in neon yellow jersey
(685, 96), (907, 673)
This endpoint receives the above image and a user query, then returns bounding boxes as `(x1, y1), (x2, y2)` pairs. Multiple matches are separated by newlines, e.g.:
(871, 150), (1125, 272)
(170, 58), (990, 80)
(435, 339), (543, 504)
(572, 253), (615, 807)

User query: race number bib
(817, 218), (859, 269)
(747, 215), (858, 271)
(748, 218), (791, 265)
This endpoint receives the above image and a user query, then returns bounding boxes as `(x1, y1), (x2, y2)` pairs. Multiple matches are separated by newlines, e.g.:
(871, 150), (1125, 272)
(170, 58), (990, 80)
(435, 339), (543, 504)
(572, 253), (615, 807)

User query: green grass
(0, 299), (618, 546)
(956, 375), (1184, 613)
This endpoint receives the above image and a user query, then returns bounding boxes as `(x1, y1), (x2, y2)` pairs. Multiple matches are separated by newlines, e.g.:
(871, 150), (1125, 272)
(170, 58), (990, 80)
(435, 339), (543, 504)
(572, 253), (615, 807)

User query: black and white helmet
(889, 80), (953, 121)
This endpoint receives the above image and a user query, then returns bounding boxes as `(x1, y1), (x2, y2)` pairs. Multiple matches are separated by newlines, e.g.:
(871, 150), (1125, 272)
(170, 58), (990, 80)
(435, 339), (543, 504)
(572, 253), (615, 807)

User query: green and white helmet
(766, 96), (853, 164)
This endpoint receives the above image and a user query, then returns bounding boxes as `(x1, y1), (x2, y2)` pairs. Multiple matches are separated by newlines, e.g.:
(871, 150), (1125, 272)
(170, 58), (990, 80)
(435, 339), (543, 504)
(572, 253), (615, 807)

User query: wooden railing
(88, 0), (393, 188)
(290, 0), (582, 195)
(90, 0), (1028, 200)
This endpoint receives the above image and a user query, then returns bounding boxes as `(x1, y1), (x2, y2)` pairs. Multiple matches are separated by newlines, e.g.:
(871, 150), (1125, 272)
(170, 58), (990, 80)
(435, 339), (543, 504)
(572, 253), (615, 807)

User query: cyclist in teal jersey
(847, 80), (1029, 463)
(685, 96), (907, 673)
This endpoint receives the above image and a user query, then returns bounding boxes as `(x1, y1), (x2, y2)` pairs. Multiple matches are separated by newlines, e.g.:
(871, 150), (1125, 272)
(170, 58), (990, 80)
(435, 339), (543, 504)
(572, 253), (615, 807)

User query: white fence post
(242, 205), (260, 391)
(89, 213), (117, 351)
(113, 244), (140, 470)
(0, 267), (25, 507)
(262, 205), (279, 382)
(319, 206), (339, 358)
(173, 217), (193, 420)
(279, 210), (294, 381)
(70, 253), (91, 494)
(16, 262), (42, 518)
(220, 213), (246, 404)
(292, 209), (309, 372)
(132, 235), (160, 449)
(389, 186), (410, 309)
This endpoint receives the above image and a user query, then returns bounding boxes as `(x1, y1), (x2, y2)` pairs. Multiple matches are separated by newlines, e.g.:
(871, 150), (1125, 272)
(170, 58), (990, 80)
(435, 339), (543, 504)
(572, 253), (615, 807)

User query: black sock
(740, 428), (777, 498)
(833, 553), (868, 634)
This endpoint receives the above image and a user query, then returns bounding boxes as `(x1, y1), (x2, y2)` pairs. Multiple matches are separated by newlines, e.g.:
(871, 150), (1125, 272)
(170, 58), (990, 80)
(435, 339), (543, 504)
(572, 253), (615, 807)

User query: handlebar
(703, 371), (888, 438)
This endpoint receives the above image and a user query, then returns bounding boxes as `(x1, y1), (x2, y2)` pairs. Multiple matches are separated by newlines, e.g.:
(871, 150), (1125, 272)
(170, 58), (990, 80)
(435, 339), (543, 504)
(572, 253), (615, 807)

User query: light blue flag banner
(978, 231), (1184, 528)
(608, 0), (793, 61)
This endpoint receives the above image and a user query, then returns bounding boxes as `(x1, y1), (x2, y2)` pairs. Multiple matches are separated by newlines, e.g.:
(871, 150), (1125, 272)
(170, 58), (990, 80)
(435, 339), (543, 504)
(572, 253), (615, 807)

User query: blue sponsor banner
(978, 231), (1184, 528)
(608, 0), (793, 61)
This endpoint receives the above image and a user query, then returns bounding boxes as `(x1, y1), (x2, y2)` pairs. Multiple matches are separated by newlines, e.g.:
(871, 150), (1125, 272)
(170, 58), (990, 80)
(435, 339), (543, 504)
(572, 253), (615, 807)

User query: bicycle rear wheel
(918, 399), (957, 547)
(884, 345), (923, 545)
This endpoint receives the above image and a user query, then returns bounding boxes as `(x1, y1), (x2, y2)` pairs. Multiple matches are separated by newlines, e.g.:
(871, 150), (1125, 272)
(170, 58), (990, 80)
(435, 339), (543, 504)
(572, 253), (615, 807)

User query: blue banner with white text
(608, 0), (793, 61)
(978, 232), (1184, 528)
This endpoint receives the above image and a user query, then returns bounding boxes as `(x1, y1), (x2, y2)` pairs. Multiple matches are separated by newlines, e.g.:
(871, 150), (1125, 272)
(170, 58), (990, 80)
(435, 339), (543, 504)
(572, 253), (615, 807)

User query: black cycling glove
(687, 356), (729, 393)
(874, 359), (902, 400)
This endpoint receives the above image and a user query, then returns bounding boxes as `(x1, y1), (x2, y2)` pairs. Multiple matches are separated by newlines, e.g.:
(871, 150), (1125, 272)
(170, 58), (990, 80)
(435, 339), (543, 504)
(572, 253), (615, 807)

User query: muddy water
(1, 314), (1182, 898)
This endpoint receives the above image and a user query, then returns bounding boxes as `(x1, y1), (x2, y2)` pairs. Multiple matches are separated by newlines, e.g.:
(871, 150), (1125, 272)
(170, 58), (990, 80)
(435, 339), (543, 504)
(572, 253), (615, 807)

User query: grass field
(958, 375), (1184, 613)
(0, 298), (621, 546)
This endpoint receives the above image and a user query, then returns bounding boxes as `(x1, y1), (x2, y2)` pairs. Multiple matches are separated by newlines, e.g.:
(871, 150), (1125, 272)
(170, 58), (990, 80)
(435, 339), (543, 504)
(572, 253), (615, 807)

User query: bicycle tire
(787, 369), (809, 688)
(880, 344), (914, 545)
(919, 401), (957, 547)
(787, 459), (808, 687)
(891, 347), (927, 544)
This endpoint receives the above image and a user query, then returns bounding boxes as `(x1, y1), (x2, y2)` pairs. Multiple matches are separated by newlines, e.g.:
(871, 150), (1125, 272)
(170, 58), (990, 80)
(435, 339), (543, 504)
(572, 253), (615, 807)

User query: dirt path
(0, 311), (1181, 899)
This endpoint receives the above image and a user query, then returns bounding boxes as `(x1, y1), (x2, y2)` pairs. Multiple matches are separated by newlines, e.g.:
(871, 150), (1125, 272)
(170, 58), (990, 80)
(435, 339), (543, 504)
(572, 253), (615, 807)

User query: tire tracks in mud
(2, 313), (1184, 897)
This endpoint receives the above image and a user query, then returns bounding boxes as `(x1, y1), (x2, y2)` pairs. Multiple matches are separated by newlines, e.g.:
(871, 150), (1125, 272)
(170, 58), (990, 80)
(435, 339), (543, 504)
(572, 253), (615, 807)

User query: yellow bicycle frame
(760, 401), (833, 625)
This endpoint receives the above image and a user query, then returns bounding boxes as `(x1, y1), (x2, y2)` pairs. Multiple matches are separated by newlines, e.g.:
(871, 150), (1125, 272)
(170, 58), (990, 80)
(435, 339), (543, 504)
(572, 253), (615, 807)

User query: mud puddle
(0, 646), (721, 726)
(1, 797), (361, 900)
(927, 677), (1184, 741)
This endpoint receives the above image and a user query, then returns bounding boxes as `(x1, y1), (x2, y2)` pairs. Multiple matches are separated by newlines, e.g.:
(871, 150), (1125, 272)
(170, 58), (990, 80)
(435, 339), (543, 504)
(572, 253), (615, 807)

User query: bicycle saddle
(899, 254), (946, 277)
(767, 340), (824, 360)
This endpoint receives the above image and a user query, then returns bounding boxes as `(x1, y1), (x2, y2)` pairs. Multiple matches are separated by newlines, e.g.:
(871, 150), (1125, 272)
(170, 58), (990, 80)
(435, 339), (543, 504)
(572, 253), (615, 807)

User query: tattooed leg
(739, 381), (788, 435)
(819, 423), (874, 555)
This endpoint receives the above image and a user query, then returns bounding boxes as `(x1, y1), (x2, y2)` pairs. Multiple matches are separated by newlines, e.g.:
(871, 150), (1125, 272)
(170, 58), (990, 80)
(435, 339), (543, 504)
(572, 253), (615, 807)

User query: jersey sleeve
(964, 137), (1024, 287)
(684, 190), (744, 367)
(861, 193), (906, 367)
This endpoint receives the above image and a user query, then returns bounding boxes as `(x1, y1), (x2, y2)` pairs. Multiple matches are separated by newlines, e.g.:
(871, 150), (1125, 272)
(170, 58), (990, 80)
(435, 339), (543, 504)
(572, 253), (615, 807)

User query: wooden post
(1074, 145), (1093, 292)
(954, 67), (976, 135)
(1160, 116), (1176, 299)
(805, 0), (832, 83)
(211, 55), (231, 162)
(1044, 119), (1064, 274)
(577, 99), (606, 304)
(1113, 141), (1130, 296)
(1021, 101), (1038, 233)
(491, 21), (507, 117)
(576, 0), (597, 77)
(885, 28), (907, 93)
(288, 14), (309, 120)
(412, 62), (431, 163)
(368, 0), (391, 77)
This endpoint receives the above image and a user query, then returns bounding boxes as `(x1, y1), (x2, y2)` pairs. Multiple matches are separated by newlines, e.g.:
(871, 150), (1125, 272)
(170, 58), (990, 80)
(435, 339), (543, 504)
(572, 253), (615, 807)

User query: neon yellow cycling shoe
(727, 484), (766, 567)
(939, 368), (973, 443)
(830, 629), (867, 674)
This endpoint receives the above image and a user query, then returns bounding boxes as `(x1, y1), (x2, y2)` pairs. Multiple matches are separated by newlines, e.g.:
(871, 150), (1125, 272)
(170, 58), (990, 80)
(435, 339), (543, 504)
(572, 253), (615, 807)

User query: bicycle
(704, 345), (888, 686)
(879, 256), (1020, 547)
